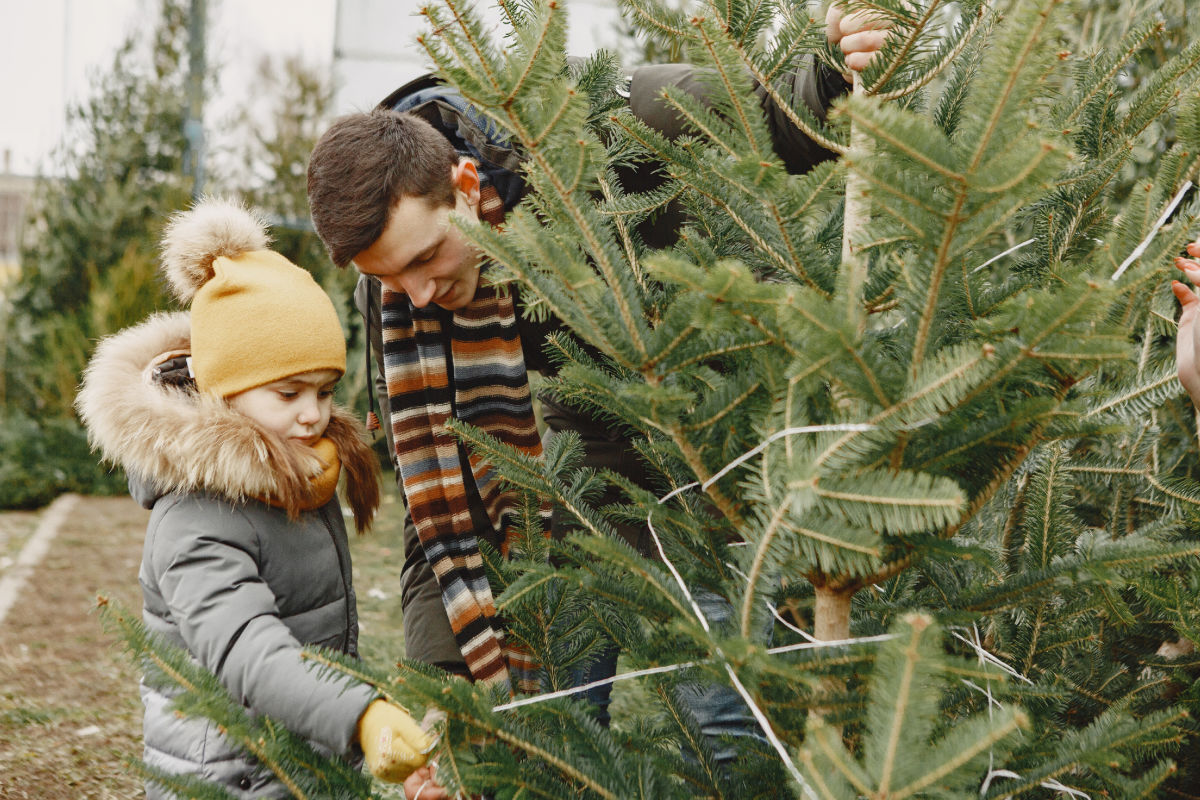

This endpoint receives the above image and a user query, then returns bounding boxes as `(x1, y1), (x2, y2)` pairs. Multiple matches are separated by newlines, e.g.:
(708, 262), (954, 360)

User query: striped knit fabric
(380, 187), (546, 693)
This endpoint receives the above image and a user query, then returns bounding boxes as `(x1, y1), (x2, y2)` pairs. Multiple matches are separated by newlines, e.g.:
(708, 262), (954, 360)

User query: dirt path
(0, 495), (148, 799)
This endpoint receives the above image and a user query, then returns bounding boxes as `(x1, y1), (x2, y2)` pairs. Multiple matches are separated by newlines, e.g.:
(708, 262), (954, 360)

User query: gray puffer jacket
(77, 312), (376, 799)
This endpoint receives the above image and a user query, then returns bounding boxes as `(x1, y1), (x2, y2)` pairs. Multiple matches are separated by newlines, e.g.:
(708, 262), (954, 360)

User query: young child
(77, 198), (431, 798)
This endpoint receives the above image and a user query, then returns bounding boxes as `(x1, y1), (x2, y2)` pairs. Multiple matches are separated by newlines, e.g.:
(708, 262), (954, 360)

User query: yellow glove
(356, 699), (431, 783)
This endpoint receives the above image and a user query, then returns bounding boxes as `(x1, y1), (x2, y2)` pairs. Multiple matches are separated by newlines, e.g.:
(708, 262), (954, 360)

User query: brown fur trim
(77, 312), (324, 503)
(325, 412), (382, 534)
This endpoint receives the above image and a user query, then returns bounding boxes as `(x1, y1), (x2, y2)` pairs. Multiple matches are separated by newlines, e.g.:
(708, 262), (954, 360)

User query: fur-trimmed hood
(76, 311), (379, 530)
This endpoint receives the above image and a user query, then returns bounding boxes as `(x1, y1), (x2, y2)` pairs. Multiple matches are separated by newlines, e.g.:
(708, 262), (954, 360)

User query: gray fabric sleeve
(150, 504), (375, 754)
(628, 57), (848, 173)
(758, 56), (850, 174)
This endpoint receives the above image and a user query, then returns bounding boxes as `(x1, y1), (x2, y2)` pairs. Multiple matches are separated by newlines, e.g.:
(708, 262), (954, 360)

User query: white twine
(489, 626), (898, 712)
(492, 661), (698, 712)
(647, 421), (923, 796)
(722, 559), (824, 644)
(766, 632), (897, 656)
(644, 510), (817, 798)
(971, 237), (1037, 274)
(643, 421), (924, 795)
(1041, 779), (1092, 798)
(949, 629), (1034, 686)
(725, 560), (752, 584)
(486, 421), (913, 726)
(648, 504), (714, 633)
(956, 625), (1092, 799)
(980, 768), (1021, 796)
(767, 599), (818, 642)
(657, 423), (879, 509)
(968, 623), (1001, 799)
(1112, 180), (1194, 281)
(961, 679), (1002, 711)
(983, 771), (1093, 800)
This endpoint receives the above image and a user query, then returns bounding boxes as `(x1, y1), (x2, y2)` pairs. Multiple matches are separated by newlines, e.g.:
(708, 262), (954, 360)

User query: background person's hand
(1172, 241), (1200, 409)
(826, 2), (894, 74)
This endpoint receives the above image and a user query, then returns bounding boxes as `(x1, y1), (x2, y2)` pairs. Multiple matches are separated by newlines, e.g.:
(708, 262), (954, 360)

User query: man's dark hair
(307, 109), (459, 268)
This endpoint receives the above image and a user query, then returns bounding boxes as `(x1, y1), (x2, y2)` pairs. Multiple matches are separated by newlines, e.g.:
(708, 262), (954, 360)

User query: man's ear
(450, 159), (481, 212)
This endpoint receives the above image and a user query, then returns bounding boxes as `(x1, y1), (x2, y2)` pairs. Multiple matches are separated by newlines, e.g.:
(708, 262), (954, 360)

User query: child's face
(228, 369), (340, 445)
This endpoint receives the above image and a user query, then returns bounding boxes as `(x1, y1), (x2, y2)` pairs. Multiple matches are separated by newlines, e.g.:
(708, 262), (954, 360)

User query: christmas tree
(107, 0), (1200, 796)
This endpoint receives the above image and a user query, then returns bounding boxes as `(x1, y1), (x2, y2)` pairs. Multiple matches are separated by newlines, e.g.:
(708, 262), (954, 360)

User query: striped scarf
(380, 188), (546, 693)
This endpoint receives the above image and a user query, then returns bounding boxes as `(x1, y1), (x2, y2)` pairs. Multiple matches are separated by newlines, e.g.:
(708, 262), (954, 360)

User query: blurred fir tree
(0, 6), (352, 507)
(211, 55), (368, 417)
(1063, 0), (1199, 203)
(104, 0), (1200, 797)
(2, 0), (192, 418)
(0, 0), (192, 505)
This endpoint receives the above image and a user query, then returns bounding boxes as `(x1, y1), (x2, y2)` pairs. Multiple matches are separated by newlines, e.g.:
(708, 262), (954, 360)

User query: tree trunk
(813, 584), (853, 643)
(842, 77), (870, 337)
(809, 583), (856, 734)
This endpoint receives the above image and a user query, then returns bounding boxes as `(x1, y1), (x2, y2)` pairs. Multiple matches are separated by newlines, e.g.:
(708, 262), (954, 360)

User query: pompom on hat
(161, 197), (346, 398)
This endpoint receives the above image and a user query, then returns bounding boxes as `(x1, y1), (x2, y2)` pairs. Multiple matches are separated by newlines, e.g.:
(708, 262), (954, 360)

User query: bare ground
(0, 495), (146, 799)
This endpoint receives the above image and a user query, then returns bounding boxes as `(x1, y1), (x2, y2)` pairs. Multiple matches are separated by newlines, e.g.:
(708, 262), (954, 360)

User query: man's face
(353, 161), (482, 311)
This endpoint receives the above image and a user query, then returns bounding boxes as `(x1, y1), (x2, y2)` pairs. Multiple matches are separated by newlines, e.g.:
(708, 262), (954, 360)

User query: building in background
(0, 0), (635, 173)
(331, 0), (629, 114)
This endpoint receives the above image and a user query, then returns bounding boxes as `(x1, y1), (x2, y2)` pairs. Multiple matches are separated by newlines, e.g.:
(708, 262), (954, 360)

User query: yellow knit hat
(161, 198), (346, 398)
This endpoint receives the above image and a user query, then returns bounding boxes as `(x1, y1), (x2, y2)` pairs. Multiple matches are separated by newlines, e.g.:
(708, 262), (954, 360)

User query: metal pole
(184, 0), (206, 200)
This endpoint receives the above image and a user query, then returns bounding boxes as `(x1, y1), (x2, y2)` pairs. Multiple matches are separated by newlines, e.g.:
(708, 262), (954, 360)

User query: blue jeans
(567, 588), (766, 763)
(540, 421), (765, 760)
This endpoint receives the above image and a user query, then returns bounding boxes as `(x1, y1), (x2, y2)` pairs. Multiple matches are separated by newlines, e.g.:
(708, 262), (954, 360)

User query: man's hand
(404, 765), (449, 800)
(826, 3), (894, 74)
(1173, 241), (1200, 409)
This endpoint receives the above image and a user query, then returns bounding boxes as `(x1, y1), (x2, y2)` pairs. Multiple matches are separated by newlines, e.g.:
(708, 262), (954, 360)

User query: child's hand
(357, 700), (431, 783)
(1173, 241), (1200, 409)
(826, 2), (895, 74)
(404, 764), (449, 800)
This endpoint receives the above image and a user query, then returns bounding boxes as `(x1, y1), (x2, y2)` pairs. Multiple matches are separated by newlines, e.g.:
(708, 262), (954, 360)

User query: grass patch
(349, 484), (409, 671)
(0, 706), (56, 726)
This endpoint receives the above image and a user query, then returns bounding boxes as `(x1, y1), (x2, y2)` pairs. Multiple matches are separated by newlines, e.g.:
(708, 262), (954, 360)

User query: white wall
(332, 0), (630, 113)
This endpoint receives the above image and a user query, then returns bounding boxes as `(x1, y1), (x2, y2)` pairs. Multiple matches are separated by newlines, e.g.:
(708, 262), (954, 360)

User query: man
(307, 7), (891, 797)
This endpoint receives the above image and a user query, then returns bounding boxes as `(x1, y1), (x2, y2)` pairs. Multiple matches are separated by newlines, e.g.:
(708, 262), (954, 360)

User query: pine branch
(597, 175), (646, 290)
(1058, 21), (1163, 128)
(874, 3), (988, 103)
(1086, 364), (1182, 418)
(892, 708), (1026, 798)
(739, 503), (789, 638)
(97, 598), (374, 799)
(863, 0), (944, 95)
